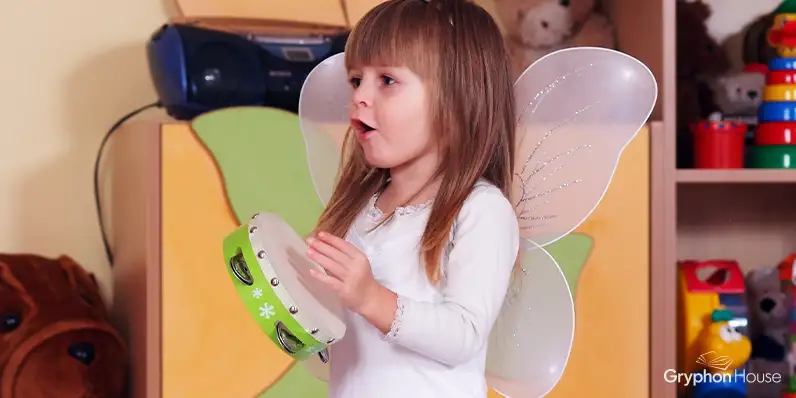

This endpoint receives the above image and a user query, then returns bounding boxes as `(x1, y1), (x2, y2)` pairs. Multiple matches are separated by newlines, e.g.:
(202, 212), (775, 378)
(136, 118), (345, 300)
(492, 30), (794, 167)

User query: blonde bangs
(344, 0), (441, 80)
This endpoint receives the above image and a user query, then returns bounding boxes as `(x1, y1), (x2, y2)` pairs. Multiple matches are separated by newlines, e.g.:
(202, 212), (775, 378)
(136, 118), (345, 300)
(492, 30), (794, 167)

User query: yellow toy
(695, 308), (752, 375)
(678, 260), (747, 380)
(768, 13), (796, 57)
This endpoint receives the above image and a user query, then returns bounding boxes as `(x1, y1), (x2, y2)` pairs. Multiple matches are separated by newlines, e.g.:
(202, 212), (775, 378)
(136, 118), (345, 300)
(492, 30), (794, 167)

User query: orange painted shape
(161, 124), (293, 397)
(545, 127), (650, 397)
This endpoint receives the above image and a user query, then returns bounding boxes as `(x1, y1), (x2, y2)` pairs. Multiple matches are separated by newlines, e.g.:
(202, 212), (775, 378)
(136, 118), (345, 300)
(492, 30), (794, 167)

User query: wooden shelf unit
(677, 169), (796, 184)
(648, 1), (796, 398)
(677, 183), (796, 270)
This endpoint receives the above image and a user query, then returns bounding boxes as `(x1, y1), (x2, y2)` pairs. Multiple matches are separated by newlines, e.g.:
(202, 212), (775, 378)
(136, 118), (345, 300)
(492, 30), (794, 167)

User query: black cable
(94, 101), (162, 266)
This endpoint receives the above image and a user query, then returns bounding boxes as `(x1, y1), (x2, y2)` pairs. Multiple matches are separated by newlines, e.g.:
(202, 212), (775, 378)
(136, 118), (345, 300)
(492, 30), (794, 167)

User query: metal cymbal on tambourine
(223, 212), (347, 361)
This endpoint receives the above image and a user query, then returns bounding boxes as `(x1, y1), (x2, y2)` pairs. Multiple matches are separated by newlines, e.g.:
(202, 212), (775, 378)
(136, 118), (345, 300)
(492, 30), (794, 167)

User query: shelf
(677, 184), (796, 272)
(676, 169), (796, 184)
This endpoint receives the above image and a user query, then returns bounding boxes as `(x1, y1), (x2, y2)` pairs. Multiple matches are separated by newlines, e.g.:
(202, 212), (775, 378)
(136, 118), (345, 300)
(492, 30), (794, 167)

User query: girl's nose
(353, 94), (371, 108)
(352, 85), (373, 108)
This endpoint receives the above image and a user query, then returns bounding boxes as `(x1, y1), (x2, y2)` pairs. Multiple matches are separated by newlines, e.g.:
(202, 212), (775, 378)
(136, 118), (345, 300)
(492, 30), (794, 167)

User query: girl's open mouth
(353, 119), (377, 139)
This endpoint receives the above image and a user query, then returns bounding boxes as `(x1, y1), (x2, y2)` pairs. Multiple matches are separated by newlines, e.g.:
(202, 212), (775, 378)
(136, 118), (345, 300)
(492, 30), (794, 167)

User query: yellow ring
(777, 46), (796, 57)
(770, 14), (796, 51)
(773, 14), (796, 28)
(764, 84), (796, 101)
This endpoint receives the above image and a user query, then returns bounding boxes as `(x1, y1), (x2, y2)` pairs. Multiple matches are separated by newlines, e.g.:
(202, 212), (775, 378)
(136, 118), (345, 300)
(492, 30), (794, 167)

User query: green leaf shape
(256, 363), (327, 398)
(191, 106), (324, 237)
(542, 233), (594, 296)
(192, 106), (328, 396)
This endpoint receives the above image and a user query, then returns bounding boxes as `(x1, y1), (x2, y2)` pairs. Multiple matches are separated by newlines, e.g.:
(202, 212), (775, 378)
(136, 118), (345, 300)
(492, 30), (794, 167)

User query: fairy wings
(297, 46), (658, 397)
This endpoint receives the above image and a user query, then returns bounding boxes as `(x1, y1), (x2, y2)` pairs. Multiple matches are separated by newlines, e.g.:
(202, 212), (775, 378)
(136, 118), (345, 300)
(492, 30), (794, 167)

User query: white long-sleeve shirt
(327, 180), (520, 398)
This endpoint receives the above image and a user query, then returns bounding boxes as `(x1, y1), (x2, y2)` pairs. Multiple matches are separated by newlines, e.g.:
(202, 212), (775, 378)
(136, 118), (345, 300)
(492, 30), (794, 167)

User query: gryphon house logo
(696, 351), (733, 371)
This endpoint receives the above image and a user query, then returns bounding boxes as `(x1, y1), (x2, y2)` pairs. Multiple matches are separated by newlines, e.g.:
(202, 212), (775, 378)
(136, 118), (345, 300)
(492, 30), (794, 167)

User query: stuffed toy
(675, 0), (730, 167)
(710, 64), (767, 119)
(743, 12), (779, 67)
(745, 267), (790, 362)
(0, 253), (128, 398)
(499, 0), (616, 78)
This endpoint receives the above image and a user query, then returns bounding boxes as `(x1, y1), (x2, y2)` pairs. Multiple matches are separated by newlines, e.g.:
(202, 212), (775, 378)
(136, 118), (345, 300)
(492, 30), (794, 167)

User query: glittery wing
(298, 52), (350, 206)
(296, 52), (349, 381)
(486, 47), (657, 398)
(511, 47), (657, 247)
(486, 239), (575, 398)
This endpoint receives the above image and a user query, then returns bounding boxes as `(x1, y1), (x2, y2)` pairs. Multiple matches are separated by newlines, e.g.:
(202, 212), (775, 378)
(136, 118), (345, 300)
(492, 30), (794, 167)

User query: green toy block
(776, 0), (796, 14)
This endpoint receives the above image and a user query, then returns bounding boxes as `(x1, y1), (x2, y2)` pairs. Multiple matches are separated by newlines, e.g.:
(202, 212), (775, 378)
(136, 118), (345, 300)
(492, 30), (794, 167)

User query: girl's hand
(306, 231), (380, 314)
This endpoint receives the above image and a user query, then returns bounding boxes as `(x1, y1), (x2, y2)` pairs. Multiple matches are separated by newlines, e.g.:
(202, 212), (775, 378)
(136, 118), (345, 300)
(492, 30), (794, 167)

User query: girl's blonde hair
(314, 0), (516, 284)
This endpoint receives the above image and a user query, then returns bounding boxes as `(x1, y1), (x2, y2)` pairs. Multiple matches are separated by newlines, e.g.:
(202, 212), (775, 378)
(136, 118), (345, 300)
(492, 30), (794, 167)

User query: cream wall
(0, 0), (172, 301)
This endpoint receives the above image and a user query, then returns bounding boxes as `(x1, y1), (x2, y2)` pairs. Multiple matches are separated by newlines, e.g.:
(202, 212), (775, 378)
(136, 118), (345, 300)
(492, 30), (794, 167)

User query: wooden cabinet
(107, 116), (659, 398)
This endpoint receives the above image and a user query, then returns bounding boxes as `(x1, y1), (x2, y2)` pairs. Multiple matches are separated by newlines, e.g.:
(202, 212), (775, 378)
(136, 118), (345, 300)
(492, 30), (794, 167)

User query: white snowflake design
(252, 288), (263, 299)
(259, 302), (275, 319)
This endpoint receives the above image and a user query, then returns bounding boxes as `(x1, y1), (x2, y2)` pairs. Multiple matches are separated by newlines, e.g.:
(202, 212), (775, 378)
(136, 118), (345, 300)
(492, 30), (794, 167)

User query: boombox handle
(170, 16), (349, 38)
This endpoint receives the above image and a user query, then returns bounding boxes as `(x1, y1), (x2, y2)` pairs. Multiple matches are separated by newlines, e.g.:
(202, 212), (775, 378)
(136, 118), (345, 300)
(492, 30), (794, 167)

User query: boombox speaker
(146, 18), (349, 120)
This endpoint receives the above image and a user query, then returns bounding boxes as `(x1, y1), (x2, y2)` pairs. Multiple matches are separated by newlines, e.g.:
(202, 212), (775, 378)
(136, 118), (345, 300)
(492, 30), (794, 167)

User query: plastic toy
(778, 254), (796, 394)
(690, 308), (751, 398)
(678, 260), (750, 396)
(689, 120), (748, 168)
(750, 6), (796, 168)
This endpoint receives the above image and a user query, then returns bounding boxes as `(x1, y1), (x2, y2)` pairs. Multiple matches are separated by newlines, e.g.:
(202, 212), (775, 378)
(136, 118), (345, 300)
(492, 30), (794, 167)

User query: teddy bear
(745, 267), (790, 362)
(0, 253), (128, 397)
(745, 267), (793, 396)
(709, 65), (766, 119)
(743, 12), (779, 67)
(675, 0), (730, 167)
(498, 0), (616, 78)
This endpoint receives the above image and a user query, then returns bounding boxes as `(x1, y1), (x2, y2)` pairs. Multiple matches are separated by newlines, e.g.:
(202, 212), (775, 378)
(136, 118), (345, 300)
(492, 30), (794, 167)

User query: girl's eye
(349, 77), (361, 88)
(381, 75), (396, 86)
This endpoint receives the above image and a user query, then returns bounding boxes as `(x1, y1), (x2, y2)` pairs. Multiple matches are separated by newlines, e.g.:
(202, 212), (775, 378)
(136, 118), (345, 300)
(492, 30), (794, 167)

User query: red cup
(690, 121), (748, 168)
(756, 121), (796, 145)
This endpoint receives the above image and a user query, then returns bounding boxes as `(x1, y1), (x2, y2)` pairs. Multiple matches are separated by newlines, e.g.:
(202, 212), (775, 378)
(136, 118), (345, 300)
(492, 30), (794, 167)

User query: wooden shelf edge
(676, 169), (796, 184)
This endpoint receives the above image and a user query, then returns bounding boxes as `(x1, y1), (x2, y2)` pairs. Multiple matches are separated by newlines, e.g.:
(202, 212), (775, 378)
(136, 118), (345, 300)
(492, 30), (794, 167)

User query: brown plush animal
(675, 0), (730, 167)
(0, 254), (127, 398)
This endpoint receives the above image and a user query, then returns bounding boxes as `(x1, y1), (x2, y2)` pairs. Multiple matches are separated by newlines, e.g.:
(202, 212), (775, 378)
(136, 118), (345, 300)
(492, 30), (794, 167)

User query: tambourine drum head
(250, 213), (346, 339)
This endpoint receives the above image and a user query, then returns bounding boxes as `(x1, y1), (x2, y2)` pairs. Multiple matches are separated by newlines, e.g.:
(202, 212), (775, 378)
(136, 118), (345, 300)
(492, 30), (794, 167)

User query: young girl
(305, 0), (520, 396)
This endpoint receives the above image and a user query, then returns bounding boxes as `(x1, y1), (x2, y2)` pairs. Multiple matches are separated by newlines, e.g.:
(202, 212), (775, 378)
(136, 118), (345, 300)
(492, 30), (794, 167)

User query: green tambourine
(223, 212), (346, 361)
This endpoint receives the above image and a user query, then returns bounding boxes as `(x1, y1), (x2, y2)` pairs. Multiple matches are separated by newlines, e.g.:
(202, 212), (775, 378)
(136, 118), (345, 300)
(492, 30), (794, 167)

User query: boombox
(147, 18), (349, 120)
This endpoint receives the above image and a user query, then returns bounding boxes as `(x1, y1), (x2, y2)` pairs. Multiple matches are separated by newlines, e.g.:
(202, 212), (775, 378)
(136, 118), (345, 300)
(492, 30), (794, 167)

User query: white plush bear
(498, 0), (616, 78)
(711, 69), (766, 118)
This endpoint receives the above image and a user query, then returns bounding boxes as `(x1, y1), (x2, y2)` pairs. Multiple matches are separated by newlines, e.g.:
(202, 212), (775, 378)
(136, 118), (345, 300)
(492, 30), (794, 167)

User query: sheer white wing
(298, 53), (350, 207)
(510, 47), (657, 248)
(487, 47), (657, 398)
(486, 240), (574, 398)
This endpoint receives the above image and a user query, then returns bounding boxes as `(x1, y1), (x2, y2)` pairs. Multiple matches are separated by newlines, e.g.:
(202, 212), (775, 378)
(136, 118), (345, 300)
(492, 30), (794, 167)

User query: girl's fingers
(307, 247), (348, 278)
(316, 231), (359, 258)
(309, 268), (343, 291)
(307, 236), (350, 265)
